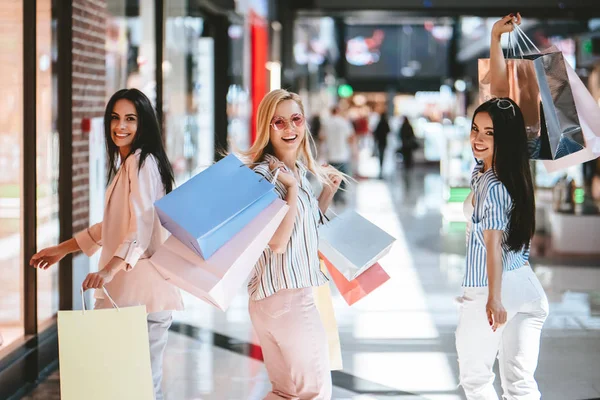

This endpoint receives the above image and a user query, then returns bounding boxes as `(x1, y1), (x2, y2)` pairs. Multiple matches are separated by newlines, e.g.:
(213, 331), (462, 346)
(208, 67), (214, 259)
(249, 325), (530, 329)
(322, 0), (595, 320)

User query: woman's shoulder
(481, 169), (503, 188)
(124, 149), (160, 178)
(481, 173), (511, 204)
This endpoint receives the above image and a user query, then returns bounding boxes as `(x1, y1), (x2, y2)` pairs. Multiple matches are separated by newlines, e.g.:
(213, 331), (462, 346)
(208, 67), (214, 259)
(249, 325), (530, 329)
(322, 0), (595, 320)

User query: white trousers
(455, 265), (549, 400)
(147, 311), (173, 400)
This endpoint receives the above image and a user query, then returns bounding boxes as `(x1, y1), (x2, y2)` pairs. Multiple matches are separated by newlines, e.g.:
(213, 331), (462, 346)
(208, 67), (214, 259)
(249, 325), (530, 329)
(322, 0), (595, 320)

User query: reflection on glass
(164, 1), (214, 184)
(0, 0), (24, 349)
(106, 0), (156, 104)
(226, 24), (251, 153)
(36, 0), (60, 327)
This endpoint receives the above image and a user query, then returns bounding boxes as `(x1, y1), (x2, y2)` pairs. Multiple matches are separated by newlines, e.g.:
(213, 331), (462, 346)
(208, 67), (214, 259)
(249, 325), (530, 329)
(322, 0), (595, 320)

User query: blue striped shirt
(463, 162), (529, 287)
(248, 155), (328, 300)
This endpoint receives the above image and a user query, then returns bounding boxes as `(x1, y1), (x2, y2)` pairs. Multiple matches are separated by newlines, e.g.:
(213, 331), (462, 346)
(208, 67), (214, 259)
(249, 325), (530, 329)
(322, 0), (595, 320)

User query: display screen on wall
(294, 17), (338, 66)
(345, 23), (452, 79)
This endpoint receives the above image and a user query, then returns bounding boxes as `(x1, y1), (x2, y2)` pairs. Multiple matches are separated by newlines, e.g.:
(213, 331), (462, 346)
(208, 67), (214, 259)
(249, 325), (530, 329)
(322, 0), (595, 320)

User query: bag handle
(507, 29), (517, 58)
(271, 168), (281, 184)
(507, 22), (541, 59)
(255, 166), (282, 184)
(512, 24), (541, 54)
(80, 287), (119, 315)
(509, 29), (527, 59)
(321, 208), (341, 225)
(514, 24), (540, 53)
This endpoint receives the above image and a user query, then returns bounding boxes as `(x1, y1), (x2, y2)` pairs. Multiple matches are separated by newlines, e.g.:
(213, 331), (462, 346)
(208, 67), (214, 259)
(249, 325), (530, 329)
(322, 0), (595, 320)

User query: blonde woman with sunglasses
(241, 89), (346, 399)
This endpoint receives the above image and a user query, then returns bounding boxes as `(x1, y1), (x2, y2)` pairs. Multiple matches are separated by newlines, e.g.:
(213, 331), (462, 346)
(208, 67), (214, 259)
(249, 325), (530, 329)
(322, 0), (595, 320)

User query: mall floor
(23, 149), (600, 400)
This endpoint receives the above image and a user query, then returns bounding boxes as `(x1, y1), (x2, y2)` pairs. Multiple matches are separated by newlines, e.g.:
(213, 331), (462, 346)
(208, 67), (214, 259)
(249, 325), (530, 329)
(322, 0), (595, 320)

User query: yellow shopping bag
(314, 260), (343, 371)
(57, 288), (154, 400)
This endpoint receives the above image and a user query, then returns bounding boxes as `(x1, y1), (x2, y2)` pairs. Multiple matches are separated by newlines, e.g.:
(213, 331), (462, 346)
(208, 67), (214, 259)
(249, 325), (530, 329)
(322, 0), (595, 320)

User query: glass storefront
(0, 0), (61, 350)
(1, 0), (242, 395)
(227, 22), (251, 152)
(0, 0), (24, 350)
(106, 0), (157, 104)
(164, 1), (215, 184)
(106, 0), (218, 184)
(36, 0), (60, 328)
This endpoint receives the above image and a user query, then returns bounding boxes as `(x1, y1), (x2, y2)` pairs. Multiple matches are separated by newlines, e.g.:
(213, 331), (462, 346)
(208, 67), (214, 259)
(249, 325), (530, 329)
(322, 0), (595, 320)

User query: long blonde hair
(240, 89), (347, 187)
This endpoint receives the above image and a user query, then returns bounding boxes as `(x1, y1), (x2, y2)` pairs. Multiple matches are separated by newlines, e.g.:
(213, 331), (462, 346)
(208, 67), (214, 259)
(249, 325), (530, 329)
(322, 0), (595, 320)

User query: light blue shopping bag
(154, 154), (278, 259)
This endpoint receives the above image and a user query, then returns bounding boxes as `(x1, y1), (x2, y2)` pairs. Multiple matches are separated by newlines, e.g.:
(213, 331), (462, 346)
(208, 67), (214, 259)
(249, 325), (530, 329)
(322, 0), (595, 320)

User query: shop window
(0, 0), (24, 349)
(36, 0), (60, 328)
(106, 0), (157, 105)
(164, 0), (214, 184)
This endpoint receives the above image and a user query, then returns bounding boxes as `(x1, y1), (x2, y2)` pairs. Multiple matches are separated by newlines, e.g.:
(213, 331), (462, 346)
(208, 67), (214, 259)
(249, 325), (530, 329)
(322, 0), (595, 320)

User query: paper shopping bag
(151, 198), (288, 311)
(319, 209), (395, 280)
(479, 53), (585, 161)
(540, 47), (600, 172)
(314, 260), (343, 370)
(154, 154), (278, 259)
(320, 252), (390, 306)
(57, 299), (153, 400)
(478, 26), (595, 167)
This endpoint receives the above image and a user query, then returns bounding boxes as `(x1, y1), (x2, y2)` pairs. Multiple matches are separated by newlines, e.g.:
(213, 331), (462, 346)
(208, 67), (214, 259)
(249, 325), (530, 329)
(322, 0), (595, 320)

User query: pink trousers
(249, 288), (332, 400)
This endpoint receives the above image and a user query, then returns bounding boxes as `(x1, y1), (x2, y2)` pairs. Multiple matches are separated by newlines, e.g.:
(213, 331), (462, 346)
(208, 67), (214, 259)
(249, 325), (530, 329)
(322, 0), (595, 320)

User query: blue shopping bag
(154, 154), (278, 259)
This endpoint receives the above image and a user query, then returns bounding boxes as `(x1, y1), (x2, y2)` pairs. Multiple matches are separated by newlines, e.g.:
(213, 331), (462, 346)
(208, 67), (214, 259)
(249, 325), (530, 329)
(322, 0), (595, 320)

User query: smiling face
(269, 99), (305, 158)
(470, 111), (495, 168)
(110, 99), (138, 156)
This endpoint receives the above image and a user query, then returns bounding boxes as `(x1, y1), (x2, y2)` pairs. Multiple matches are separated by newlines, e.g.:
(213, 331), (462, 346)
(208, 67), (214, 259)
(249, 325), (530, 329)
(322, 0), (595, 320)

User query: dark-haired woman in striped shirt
(456, 96), (548, 400)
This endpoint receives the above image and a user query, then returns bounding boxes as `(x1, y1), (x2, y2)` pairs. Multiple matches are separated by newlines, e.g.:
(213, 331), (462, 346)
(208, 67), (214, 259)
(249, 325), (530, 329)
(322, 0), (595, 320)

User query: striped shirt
(463, 161), (529, 287)
(248, 155), (328, 300)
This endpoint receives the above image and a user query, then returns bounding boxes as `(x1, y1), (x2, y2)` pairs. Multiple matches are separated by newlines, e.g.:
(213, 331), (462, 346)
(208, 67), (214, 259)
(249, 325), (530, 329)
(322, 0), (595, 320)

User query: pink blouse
(75, 150), (183, 313)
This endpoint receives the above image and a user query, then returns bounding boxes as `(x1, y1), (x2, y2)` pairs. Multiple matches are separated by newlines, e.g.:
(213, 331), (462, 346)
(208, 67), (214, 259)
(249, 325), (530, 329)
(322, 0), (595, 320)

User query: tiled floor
(21, 157), (600, 400)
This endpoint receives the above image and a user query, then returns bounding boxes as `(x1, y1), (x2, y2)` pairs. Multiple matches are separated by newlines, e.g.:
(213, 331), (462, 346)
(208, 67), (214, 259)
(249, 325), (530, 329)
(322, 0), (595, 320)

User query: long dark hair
(104, 89), (174, 193)
(473, 97), (535, 251)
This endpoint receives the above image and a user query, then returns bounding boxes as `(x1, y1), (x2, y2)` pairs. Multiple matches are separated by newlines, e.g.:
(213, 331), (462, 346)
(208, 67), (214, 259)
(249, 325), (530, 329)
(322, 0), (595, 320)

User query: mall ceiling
(291, 0), (600, 18)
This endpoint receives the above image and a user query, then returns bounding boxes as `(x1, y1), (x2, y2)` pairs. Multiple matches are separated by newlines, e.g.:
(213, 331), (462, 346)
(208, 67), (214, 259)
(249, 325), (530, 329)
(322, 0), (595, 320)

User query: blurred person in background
(320, 105), (355, 204)
(310, 113), (322, 142)
(352, 106), (370, 147)
(397, 116), (417, 171)
(373, 105), (390, 179)
(309, 112), (322, 158)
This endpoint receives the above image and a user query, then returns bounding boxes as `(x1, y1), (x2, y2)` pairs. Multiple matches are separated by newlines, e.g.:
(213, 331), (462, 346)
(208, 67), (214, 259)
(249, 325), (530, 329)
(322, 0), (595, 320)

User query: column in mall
(211, 13), (231, 160)
(275, 0), (295, 90)
(333, 17), (346, 83)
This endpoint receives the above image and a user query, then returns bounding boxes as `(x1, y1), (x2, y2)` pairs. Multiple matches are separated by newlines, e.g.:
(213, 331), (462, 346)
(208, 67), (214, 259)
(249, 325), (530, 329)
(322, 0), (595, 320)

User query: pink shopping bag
(319, 252), (390, 306)
(151, 199), (288, 311)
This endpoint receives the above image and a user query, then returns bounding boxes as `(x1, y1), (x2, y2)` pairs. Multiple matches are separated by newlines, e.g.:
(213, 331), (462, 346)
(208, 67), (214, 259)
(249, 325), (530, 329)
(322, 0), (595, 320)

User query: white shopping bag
(151, 199), (288, 311)
(319, 209), (395, 280)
